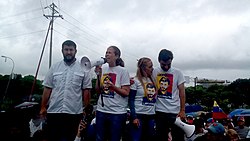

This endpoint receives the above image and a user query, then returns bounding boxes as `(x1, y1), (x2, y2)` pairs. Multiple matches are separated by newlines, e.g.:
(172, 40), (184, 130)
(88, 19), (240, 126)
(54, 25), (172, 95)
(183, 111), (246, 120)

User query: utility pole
(44, 3), (63, 68)
(29, 3), (63, 101)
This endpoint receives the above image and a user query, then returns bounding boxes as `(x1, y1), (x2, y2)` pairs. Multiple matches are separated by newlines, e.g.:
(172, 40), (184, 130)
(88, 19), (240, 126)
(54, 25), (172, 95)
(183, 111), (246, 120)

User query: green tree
(227, 78), (250, 108)
(0, 74), (43, 111)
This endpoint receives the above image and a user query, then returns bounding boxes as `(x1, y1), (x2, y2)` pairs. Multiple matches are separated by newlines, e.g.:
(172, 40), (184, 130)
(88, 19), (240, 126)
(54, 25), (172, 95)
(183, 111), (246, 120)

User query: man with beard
(144, 83), (156, 103)
(158, 76), (171, 97)
(40, 40), (92, 141)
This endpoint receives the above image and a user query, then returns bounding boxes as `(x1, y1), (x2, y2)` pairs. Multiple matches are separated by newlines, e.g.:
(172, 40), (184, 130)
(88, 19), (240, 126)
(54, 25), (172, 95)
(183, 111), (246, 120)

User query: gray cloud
(0, 0), (250, 82)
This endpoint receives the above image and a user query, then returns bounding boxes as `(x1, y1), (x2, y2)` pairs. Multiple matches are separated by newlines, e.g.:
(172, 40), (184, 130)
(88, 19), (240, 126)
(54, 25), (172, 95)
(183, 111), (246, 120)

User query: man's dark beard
(64, 56), (75, 63)
(161, 66), (169, 71)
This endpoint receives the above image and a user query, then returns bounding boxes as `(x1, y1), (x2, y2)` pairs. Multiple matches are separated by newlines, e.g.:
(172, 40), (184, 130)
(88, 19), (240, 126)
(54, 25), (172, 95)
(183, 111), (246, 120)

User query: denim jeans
(96, 111), (127, 141)
(129, 114), (155, 141)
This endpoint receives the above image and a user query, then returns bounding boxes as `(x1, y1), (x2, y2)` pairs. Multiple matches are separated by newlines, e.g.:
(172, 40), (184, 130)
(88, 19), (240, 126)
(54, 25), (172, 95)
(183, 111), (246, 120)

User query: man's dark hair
(158, 49), (173, 62)
(62, 40), (77, 49)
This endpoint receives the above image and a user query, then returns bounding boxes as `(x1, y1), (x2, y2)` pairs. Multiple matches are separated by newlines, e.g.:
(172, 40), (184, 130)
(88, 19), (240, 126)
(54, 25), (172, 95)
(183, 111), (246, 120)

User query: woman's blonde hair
(136, 57), (155, 88)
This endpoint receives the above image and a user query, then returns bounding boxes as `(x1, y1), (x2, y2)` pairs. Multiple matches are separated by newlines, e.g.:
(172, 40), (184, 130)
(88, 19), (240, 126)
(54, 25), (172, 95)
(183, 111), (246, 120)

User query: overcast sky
(0, 0), (250, 84)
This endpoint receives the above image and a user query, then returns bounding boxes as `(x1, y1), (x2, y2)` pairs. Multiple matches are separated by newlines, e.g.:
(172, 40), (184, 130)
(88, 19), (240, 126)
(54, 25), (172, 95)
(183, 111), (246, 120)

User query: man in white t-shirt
(40, 40), (92, 141)
(153, 49), (186, 141)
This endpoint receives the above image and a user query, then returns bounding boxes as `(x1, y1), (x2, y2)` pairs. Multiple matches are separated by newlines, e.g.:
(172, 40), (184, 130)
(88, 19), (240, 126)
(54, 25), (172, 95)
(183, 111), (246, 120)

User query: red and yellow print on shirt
(156, 73), (173, 99)
(100, 73), (116, 98)
(142, 82), (156, 106)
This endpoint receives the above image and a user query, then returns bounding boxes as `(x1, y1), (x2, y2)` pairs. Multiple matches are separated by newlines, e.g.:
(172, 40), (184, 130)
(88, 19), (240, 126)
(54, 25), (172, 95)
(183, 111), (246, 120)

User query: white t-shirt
(43, 60), (92, 114)
(97, 66), (130, 114)
(152, 67), (185, 114)
(130, 77), (156, 115)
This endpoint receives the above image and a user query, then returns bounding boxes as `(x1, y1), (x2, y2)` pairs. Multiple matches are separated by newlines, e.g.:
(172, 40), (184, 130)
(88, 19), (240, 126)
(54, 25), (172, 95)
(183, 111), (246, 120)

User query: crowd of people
(3, 40), (249, 141)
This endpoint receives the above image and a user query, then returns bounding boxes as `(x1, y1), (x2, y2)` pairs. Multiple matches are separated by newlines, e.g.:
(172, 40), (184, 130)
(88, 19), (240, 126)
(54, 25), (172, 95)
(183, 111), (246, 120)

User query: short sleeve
(42, 66), (54, 88)
(120, 68), (130, 86)
(177, 69), (185, 86)
(82, 71), (92, 89)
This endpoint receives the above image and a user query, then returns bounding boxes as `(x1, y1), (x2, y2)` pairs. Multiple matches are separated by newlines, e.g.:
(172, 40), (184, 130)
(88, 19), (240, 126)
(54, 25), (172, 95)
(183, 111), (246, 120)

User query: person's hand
(133, 118), (140, 128)
(94, 65), (102, 76)
(177, 110), (186, 120)
(76, 120), (87, 137)
(130, 77), (135, 85)
(106, 79), (115, 89)
(39, 107), (47, 119)
(79, 120), (87, 131)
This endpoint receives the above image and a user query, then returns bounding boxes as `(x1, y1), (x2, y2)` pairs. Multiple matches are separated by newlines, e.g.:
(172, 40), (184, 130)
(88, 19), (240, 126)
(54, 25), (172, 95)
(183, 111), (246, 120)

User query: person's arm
(128, 89), (137, 120)
(74, 120), (87, 141)
(110, 68), (130, 97)
(178, 83), (186, 119)
(110, 84), (130, 97)
(83, 88), (91, 107)
(81, 70), (92, 107)
(95, 75), (101, 94)
(94, 66), (102, 94)
(40, 87), (52, 117)
(128, 89), (140, 127)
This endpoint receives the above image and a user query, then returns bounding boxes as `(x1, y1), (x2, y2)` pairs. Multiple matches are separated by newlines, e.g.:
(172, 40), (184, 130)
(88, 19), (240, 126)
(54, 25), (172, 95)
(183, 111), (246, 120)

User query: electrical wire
(40, 0), (45, 15)
(1, 16), (43, 27)
(0, 8), (41, 20)
(0, 30), (46, 39)
(60, 9), (112, 45)
(62, 18), (109, 46)
(53, 29), (103, 56)
(58, 9), (138, 61)
(54, 21), (108, 47)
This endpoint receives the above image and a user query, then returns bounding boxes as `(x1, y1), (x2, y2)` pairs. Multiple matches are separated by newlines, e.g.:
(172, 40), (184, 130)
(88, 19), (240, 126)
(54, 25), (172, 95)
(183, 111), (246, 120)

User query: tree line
(0, 74), (249, 113)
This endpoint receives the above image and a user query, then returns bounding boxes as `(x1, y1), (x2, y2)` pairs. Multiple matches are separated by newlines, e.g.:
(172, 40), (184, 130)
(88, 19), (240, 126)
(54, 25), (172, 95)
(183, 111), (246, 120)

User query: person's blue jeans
(129, 114), (155, 141)
(96, 111), (127, 141)
(86, 124), (96, 141)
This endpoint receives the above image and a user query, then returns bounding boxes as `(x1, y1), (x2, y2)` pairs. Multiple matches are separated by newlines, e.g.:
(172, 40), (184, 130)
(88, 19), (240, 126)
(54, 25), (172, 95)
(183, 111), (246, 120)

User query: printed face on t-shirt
(101, 73), (117, 98)
(159, 77), (169, 94)
(156, 73), (173, 99)
(146, 83), (156, 101)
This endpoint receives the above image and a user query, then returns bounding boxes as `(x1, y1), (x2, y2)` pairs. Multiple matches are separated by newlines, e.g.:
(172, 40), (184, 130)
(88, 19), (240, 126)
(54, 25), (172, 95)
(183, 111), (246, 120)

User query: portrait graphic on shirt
(142, 82), (156, 106)
(101, 73), (116, 98)
(156, 73), (173, 99)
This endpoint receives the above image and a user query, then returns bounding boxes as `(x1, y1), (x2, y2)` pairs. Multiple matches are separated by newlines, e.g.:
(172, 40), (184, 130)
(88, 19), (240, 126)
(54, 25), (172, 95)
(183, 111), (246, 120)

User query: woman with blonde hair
(128, 57), (156, 141)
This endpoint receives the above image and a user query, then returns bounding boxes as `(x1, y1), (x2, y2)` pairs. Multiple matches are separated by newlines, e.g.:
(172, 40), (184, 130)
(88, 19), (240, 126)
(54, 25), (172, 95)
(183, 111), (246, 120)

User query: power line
(58, 9), (139, 61)
(40, 0), (45, 15)
(60, 19), (138, 62)
(60, 9), (112, 45)
(0, 30), (46, 39)
(62, 18), (109, 46)
(1, 16), (43, 27)
(53, 25), (96, 49)
(0, 8), (41, 20)
(54, 21), (108, 47)
(53, 29), (103, 56)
